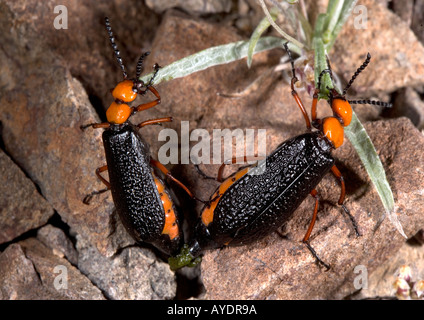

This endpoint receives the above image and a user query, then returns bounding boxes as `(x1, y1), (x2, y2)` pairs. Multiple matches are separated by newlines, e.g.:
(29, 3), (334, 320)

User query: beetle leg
(83, 165), (110, 204)
(283, 43), (312, 130)
(137, 117), (172, 128)
(304, 241), (330, 271)
(195, 156), (264, 182)
(311, 89), (319, 125)
(150, 159), (207, 204)
(331, 165), (360, 237)
(289, 78), (312, 130)
(132, 86), (161, 113)
(194, 164), (217, 181)
(144, 63), (161, 88)
(302, 189), (330, 270)
(302, 189), (320, 243)
(217, 156), (265, 182)
(341, 205), (361, 237)
(330, 165), (346, 205)
(80, 122), (111, 130)
(95, 165), (110, 187)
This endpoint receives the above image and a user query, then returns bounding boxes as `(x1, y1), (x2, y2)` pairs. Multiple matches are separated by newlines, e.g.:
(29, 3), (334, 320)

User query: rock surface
(0, 0), (175, 300)
(37, 224), (79, 266)
(0, 150), (54, 244)
(0, 244), (49, 300)
(390, 87), (424, 130)
(352, 238), (424, 299)
(76, 235), (177, 300)
(0, 236), (105, 300)
(0, 1), (136, 258)
(0, 0), (423, 300)
(331, 0), (424, 96)
(145, 0), (231, 14)
(18, 237), (105, 300)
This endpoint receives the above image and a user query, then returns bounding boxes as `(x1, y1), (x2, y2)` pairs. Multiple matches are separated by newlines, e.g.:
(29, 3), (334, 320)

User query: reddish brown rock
(331, 0), (424, 96)
(0, 149), (54, 244)
(0, 54), (125, 256)
(392, 0), (414, 26)
(0, 0), (159, 112)
(0, 2), (135, 257)
(140, 9), (424, 299)
(352, 239), (424, 299)
(390, 87), (424, 129)
(146, 10), (300, 177)
(145, 0), (231, 14)
(0, 1), (175, 299)
(411, 0), (424, 44)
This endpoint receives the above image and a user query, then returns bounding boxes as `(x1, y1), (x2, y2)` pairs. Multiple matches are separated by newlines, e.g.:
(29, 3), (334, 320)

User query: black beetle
(82, 17), (197, 256)
(169, 44), (391, 269)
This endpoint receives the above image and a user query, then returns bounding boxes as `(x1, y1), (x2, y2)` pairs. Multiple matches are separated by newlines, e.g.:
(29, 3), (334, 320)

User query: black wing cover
(201, 132), (334, 247)
(102, 124), (182, 255)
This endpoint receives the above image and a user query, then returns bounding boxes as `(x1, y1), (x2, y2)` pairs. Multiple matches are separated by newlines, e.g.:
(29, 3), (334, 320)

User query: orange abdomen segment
(153, 174), (179, 240)
(201, 167), (249, 226)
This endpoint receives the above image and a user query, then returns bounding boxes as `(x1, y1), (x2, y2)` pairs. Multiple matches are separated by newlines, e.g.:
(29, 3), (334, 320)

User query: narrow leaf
(247, 7), (279, 68)
(140, 37), (301, 85)
(313, 13), (328, 38)
(344, 113), (403, 237)
(258, 0), (305, 49)
(322, 0), (345, 43)
(325, 0), (358, 50)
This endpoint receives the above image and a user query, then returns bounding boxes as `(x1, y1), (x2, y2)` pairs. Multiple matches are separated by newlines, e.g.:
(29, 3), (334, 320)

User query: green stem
(258, 0), (305, 49)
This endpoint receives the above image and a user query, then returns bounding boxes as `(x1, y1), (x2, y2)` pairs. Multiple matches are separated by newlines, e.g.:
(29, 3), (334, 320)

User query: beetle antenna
(317, 56), (335, 92)
(348, 99), (392, 108)
(138, 63), (161, 95)
(146, 63), (161, 87)
(343, 53), (371, 96)
(105, 17), (127, 79)
(135, 52), (150, 79)
(283, 42), (296, 80)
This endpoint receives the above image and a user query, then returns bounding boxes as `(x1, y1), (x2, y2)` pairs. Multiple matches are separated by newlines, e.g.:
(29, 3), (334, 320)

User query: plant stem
(258, 0), (305, 49)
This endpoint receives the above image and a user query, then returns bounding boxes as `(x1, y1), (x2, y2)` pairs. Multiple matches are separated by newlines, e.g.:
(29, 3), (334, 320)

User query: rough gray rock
(0, 240), (105, 300)
(76, 235), (177, 300)
(0, 150), (54, 244)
